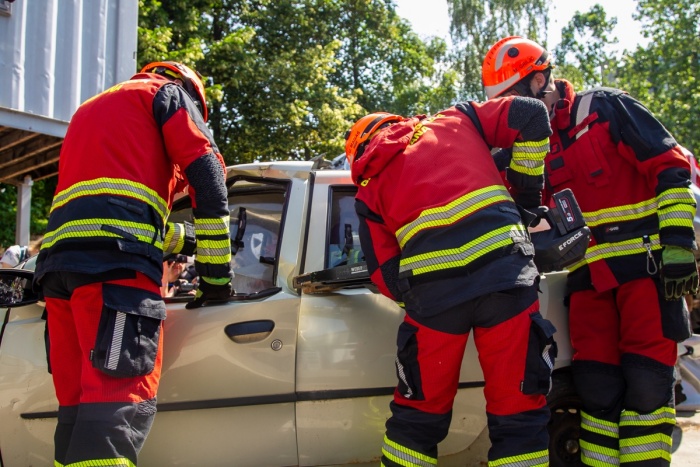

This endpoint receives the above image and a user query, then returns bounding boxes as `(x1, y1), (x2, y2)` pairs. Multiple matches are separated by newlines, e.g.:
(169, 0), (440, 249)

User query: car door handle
(224, 320), (275, 343)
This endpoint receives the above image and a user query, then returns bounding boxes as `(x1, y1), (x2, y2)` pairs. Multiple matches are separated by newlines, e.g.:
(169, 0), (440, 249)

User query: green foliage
(0, 179), (55, 247)
(0, 185), (15, 246)
(137, 0), (458, 163)
(616, 0), (700, 153)
(553, 4), (618, 89)
(446, 0), (550, 100)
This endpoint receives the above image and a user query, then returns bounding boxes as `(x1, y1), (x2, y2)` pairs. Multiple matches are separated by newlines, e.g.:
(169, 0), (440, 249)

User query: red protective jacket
(353, 98), (549, 315)
(544, 80), (696, 293)
(36, 73), (230, 284)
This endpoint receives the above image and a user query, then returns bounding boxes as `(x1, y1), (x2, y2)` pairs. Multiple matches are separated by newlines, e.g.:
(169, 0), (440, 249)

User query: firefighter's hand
(661, 245), (699, 300)
(186, 276), (233, 309)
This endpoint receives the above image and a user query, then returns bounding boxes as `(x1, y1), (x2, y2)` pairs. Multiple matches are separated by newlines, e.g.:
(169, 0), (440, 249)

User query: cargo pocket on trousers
(660, 296), (692, 342)
(395, 322), (424, 400)
(522, 312), (558, 395)
(91, 284), (166, 378)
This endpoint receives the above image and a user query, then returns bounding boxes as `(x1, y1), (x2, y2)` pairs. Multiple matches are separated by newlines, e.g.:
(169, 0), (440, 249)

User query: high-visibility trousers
(43, 270), (165, 467)
(380, 285), (553, 467)
(569, 277), (679, 466)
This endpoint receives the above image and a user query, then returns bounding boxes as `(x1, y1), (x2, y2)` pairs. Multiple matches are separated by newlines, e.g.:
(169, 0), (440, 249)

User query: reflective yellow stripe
(50, 177), (169, 222)
(399, 224), (527, 276)
(65, 457), (136, 467)
(619, 434), (672, 463)
(620, 407), (675, 426)
(656, 187), (695, 230)
(41, 219), (161, 250)
(381, 435), (437, 466)
(656, 187), (695, 209)
(658, 204), (695, 229)
(510, 139), (548, 176)
(583, 198), (657, 227)
(581, 411), (619, 438)
(194, 216), (231, 265)
(164, 222), (185, 255)
(567, 234), (661, 272)
(196, 239), (232, 264)
(194, 216), (230, 236)
(395, 185), (513, 248)
(579, 440), (620, 467)
(488, 449), (548, 466)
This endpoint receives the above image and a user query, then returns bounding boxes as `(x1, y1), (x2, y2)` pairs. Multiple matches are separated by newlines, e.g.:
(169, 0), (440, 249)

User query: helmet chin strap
(534, 68), (553, 99)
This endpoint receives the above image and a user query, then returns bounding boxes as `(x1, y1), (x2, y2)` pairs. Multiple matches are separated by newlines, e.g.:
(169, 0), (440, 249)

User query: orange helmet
(345, 112), (403, 166)
(482, 36), (551, 100)
(140, 61), (208, 121)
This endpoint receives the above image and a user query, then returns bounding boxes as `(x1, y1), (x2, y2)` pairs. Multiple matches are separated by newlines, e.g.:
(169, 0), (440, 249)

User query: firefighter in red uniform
(34, 62), (233, 466)
(345, 98), (557, 467)
(483, 36), (698, 466)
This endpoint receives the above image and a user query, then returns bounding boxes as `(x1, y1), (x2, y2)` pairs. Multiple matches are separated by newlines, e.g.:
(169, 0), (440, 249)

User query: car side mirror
(0, 269), (40, 307)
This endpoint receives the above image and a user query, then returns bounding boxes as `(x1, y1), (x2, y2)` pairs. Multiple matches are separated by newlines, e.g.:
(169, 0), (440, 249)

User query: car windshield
(168, 178), (287, 295)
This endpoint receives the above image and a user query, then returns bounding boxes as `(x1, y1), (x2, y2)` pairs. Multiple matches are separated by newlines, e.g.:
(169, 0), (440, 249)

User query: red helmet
(345, 112), (403, 167)
(482, 36), (551, 99)
(140, 61), (208, 121)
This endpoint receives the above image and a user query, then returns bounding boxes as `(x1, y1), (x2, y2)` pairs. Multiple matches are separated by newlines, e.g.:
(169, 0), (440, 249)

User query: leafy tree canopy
(616, 0), (700, 154)
(138, 0), (457, 163)
(446, 0), (550, 100)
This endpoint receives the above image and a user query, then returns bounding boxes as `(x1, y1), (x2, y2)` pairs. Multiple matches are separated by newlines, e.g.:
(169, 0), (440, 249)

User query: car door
(0, 256), (57, 467)
(139, 175), (300, 466)
(0, 176), (301, 467)
(294, 171), (488, 466)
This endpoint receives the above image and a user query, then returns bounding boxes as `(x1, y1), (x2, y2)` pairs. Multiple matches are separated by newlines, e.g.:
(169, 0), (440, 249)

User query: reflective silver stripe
(106, 312), (126, 370)
(658, 208), (694, 226)
(512, 141), (549, 157)
(581, 415), (619, 438)
(511, 140), (548, 176)
(395, 357), (413, 399)
(620, 441), (670, 455)
(399, 225), (525, 276)
(510, 157), (544, 169)
(620, 408), (675, 426)
(488, 449), (549, 466)
(542, 344), (554, 394)
(50, 177), (169, 221)
(583, 199), (657, 227)
(580, 440), (620, 467)
(619, 434), (672, 463)
(194, 217), (231, 264)
(396, 185), (512, 248)
(42, 219), (160, 249)
(194, 216), (230, 235)
(656, 188), (695, 208)
(568, 234), (661, 272)
(196, 239), (232, 263)
(574, 93), (594, 140)
(163, 223), (184, 254)
(382, 438), (436, 467)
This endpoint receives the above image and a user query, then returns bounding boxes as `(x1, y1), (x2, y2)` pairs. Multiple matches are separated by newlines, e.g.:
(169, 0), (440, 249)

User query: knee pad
(622, 353), (674, 413)
(572, 360), (624, 414)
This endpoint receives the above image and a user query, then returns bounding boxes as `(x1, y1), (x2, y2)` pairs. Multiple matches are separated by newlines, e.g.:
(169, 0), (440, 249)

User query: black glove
(661, 246), (699, 300)
(186, 276), (233, 309)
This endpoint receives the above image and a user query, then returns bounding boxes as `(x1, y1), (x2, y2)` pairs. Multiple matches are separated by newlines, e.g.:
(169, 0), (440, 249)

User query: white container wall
(0, 0), (138, 136)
